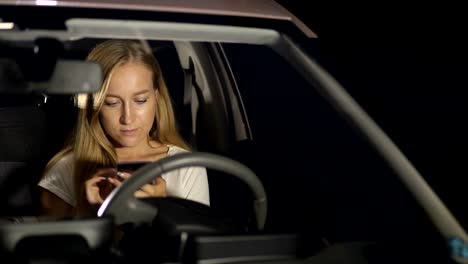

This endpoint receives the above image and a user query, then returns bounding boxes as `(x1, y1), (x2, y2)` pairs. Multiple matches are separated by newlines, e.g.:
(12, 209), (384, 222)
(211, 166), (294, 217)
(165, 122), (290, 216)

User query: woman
(38, 40), (209, 217)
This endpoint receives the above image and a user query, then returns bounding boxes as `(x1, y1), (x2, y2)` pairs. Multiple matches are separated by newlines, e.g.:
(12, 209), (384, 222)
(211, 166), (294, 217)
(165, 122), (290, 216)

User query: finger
(87, 196), (103, 205)
(85, 176), (106, 187)
(95, 195), (104, 204)
(95, 168), (117, 177)
(133, 184), (166, 198)
(155, 177), (166, 185)
(139, 182), (167, 197)
(134, 190), (150, 198)
(146, 176), (165, 185)
(139, 184), (155, 194)
(85, 177), (105, 204)
(116, 171), (131, 180)
(131, 176), (166, 198)
(107, 177), (122, 188)
(141, 176), (166, 191)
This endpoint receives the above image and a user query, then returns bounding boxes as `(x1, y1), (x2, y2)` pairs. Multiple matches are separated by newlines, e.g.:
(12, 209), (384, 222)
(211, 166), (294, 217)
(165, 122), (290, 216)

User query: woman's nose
(120, 103), (134, 125)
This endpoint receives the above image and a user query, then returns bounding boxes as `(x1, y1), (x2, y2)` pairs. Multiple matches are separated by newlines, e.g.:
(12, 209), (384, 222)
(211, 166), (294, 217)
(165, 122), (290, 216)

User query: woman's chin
(115, 139), (142, 148)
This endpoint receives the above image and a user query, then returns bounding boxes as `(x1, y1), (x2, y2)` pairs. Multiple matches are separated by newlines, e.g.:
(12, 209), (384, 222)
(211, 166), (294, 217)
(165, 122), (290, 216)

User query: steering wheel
(97, 152), (267, 231)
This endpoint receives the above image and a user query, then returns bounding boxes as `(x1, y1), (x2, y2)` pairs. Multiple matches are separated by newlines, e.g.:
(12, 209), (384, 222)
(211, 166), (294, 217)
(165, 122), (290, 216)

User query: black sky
(275, 1), (468, 226)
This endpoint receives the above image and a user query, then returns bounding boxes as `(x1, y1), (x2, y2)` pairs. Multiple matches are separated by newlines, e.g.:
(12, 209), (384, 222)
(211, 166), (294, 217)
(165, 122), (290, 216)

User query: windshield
(0, 4), (464, 264)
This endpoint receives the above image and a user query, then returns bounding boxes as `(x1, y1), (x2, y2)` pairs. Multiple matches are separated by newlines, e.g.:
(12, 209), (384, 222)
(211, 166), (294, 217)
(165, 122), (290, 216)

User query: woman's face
(99, 62), (157, 149)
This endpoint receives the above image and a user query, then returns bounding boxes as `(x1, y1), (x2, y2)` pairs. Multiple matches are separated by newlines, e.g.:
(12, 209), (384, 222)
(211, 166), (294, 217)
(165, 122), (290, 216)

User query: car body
(0, 0), (466, 263)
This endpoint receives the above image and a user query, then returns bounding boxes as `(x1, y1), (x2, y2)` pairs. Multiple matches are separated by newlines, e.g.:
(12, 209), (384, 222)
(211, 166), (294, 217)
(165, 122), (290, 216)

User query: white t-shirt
(38, 145), (210, 206)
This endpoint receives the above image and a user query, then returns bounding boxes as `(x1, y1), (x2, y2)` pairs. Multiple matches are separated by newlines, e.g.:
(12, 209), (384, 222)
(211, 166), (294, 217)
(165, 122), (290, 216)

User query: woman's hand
(85, 169), (167, 207)
(84, 168), (119, 206)
(115, 172), (167, 198)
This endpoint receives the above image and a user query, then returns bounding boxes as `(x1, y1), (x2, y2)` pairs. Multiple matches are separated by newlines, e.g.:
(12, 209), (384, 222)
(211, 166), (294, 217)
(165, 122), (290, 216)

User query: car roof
(0, 0), (316, 38)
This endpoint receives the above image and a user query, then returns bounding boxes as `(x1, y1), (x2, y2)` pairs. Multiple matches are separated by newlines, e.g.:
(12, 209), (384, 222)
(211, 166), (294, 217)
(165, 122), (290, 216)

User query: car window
(222, 42), (441, 243)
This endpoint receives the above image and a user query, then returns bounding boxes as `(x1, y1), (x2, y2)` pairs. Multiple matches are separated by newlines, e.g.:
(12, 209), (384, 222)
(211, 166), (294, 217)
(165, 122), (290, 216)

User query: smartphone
(117, 161), (161, 185)
(98, 162), (151, 199)
(117, 161), (151, 174)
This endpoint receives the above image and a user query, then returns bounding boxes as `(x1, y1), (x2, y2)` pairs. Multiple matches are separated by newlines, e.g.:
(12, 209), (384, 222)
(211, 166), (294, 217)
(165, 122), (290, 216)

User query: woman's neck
(116, 140), (167, 162)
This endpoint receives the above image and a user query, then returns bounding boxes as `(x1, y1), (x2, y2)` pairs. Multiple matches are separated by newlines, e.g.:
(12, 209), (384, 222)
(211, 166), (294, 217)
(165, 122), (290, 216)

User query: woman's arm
(183, 167), (210, 206)
(40, 188), (73, 217)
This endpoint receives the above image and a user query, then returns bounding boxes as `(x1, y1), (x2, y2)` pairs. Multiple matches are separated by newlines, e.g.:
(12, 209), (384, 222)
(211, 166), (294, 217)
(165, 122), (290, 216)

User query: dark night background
(272, 1), (468, 230)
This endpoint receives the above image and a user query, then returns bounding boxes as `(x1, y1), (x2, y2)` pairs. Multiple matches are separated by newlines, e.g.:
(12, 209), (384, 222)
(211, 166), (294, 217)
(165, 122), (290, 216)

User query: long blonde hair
(45, 40), (189, 215)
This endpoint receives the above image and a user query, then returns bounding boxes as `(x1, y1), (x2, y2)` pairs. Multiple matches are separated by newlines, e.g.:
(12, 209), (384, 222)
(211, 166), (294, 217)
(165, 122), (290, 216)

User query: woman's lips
(120, 128), (138, 136)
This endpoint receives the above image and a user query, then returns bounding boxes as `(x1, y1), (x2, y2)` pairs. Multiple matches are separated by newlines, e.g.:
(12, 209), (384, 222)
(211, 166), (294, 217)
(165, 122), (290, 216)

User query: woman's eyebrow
(133, 90), (150, 96)
(106, 90), (150, 98)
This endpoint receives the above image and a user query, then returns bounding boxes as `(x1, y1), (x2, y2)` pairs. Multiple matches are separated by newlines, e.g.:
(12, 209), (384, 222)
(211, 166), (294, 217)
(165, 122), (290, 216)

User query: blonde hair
(44, 40), (189, 215)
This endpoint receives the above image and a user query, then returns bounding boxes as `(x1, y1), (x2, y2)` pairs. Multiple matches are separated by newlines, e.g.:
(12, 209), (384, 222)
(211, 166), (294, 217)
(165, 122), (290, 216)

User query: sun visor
(0, 58), (102, 94)
(0, 38), (102, 94)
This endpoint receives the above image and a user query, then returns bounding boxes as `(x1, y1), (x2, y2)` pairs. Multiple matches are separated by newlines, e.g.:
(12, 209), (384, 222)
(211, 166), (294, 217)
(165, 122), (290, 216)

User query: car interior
(0, 37), (280, 263)
(0, 9), (460, 264)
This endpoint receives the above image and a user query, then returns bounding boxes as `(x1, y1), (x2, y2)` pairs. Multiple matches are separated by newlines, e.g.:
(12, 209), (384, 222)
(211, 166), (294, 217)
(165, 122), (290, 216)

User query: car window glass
(222, 43), (440, 243)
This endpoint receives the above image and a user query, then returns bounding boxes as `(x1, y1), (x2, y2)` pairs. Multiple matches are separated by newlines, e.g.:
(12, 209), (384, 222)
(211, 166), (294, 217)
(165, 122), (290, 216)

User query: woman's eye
(135, 98), (148, 104)
(104, 101), (119, 107)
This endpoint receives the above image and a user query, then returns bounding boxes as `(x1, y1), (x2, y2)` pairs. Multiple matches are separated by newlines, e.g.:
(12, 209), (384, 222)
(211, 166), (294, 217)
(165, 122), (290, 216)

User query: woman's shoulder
(54, 152), (74, 166)
(167, 145), (190, 156)
(46, 151), (75, 173)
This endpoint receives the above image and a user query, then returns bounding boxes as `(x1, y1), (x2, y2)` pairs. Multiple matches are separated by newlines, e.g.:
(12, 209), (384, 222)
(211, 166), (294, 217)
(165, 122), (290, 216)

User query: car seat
(0, 92), (78, 217)
(0, 94), (48, 217)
